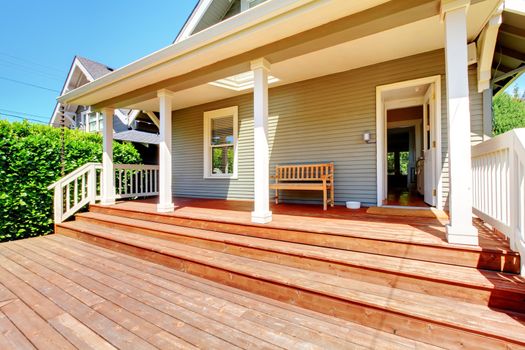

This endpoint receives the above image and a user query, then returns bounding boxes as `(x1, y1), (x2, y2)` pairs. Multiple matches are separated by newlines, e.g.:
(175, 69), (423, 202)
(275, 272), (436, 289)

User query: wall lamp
(363, 131), (376, 144)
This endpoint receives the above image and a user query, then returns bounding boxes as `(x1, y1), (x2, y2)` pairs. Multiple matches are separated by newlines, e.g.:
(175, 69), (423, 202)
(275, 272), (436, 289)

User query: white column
(251, 58), (272, 224)
(442, 0), (478, 245)
(100, 108), (115, 205)
(157, 89), (175, 212)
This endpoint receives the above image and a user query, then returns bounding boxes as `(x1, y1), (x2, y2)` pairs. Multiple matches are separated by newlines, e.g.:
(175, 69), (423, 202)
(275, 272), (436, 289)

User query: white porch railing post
(442, 0), (478, 245)
(53, 186), (63, 224)
(251, 58), (272, 224)
(101, 108), (115, 205)
(87, 164), (96, 204)
(157, 89), (175, 212)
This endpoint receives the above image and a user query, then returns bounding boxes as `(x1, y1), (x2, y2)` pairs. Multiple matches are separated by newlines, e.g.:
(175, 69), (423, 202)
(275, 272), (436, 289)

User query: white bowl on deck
(346, 201), (361, 209)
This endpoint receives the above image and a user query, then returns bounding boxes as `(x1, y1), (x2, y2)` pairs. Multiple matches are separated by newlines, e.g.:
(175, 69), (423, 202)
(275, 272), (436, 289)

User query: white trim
(384, 97), (425, 110)
(203, 106), (239, 179)
(50, 57), (95, 126)
(145, 111), (160, 128)
(376, 75), (442, 209)
(175, 0), (215, 43)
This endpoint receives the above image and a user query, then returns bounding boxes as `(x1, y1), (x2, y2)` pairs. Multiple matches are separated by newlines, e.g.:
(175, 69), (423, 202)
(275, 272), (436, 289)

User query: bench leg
(323, 188), (327, 211)
(275, 189), (279, 204)
(330, 183), (335, 207)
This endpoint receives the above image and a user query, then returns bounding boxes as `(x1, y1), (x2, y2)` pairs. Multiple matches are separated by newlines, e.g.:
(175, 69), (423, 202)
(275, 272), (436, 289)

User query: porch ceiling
(125, 0), (498, 113)
(58, 0), (500, 112)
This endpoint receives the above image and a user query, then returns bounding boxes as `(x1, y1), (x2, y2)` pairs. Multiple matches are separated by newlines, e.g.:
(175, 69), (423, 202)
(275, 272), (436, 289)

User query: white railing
(472, 128), (525, 274)
(48, 163), (159, 224)
(114, 164), (159, 199)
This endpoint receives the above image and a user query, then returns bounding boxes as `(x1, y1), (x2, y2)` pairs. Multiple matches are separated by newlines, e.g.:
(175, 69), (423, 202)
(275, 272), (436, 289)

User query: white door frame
(375, 75), (442, 209)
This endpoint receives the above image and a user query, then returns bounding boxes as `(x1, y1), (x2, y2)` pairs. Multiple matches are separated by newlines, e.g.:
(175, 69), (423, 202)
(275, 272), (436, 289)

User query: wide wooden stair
(55, 203), (525, 350)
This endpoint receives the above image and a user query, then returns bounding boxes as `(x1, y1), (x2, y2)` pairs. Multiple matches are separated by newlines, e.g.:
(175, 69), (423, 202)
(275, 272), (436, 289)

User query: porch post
(100, 108), (115, 205)
(157, 89), (175, 212)
(251, 58), (272, 224)
(442, 0), (478, 245)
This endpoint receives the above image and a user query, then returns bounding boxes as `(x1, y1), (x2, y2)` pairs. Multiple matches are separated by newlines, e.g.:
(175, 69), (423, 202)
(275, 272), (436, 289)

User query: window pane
(88, 113), (97, 131)
(212, 146), (234, 175)
(211, 116), (233, 145)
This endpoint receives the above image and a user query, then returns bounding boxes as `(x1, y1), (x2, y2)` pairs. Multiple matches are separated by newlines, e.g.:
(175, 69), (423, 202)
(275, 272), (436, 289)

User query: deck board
(0, 235), (445, 350)
(106, 197), (514, 252)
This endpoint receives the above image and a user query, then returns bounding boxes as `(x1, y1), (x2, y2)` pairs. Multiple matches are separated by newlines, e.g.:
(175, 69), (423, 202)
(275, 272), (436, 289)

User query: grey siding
(172, 49), (484, 207)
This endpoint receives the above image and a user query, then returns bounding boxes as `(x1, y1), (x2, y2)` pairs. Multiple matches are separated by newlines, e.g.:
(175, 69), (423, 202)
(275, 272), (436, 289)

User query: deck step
(75, 211), (525, 313)
(89, 204), (521, 274)
(56, 220), (525, 350)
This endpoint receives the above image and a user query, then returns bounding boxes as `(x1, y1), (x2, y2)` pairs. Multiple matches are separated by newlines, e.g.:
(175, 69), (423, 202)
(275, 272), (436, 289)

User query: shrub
(0, 120), (141, 242)
(493, 90), (525, 135)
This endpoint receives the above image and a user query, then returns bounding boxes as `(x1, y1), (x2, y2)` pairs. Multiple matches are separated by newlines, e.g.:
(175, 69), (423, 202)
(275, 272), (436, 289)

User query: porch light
(209, 71), (279, 91)
(363, 131), (375, 144)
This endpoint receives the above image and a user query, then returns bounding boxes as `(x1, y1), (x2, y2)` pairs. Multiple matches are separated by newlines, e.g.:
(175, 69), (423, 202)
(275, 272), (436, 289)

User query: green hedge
(0, 120), (142, 242)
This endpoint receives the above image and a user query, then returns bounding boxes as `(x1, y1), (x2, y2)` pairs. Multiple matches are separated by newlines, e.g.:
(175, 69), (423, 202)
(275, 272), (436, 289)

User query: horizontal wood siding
(172, 49), (484, 206)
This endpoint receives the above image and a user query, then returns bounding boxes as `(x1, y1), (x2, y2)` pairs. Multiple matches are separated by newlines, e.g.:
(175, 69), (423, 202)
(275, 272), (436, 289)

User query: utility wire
(0, 75), (60, 93)
(0, 52), (63, 73)
(0, 112), (48, 124)
(0, 107), (49, 121)
(0, 58), (63, 81)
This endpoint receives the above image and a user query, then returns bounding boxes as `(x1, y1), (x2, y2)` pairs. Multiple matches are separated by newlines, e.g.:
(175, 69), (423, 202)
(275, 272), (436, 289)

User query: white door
(423, 85), (436, 206)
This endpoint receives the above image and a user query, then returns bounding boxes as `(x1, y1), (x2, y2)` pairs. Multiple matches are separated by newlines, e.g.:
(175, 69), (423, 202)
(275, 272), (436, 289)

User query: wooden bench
(269, 162), (334, 210)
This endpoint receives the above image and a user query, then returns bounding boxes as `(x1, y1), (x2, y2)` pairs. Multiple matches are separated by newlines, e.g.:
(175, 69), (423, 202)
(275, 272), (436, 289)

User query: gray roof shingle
(113, 130), (160, 145)
(76, 56), (114, 80)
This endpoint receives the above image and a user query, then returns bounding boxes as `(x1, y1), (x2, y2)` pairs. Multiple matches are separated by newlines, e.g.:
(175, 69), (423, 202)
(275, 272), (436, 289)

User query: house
(49, 56), (160, 164)
(39, 0), (525, 348)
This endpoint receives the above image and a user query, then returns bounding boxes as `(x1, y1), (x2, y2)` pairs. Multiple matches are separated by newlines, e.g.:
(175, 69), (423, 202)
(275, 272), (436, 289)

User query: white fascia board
(504, 0), (525, 15)
(477, 3), (503, 92)
(175, 0), (215, 43)
(51, 57), (94, 125)
(57, 0), (386, 106)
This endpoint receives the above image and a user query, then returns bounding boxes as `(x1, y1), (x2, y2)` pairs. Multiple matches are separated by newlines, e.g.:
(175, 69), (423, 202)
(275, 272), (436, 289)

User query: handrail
(49, 163), (159, 224)
(47, 162), (101, 190)
(472, 128), (525, 275)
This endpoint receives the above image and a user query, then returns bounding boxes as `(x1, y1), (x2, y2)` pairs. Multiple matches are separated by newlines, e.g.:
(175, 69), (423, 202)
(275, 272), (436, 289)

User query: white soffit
(209, 71), (279, 91)
(505, 0), (525, 15)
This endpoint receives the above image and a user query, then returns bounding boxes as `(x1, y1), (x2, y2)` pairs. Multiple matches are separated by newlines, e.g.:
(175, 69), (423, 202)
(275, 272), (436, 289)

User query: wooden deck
(108, 197), (514, 254)
(0, 235), (442, 350)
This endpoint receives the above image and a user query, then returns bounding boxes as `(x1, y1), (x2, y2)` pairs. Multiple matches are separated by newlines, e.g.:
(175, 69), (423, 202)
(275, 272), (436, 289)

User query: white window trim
(203, 106), (239, 179)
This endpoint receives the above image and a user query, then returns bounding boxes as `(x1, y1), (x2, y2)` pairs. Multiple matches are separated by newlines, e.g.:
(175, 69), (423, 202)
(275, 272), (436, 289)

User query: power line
(0, 108), (49, 121)
(0, 75), (60, 93)
(0, 52), (63, 73)
(0, 58), (64, 81)
(0, 112), (48, 124)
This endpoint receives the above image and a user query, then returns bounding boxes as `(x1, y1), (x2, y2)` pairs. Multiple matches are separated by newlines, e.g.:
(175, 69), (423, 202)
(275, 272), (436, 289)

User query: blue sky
(0, 0), (196, 124)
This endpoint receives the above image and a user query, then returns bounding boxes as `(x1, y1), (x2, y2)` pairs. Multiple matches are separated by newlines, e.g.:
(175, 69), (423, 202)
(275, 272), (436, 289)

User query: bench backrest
(275, 163), (334, 182)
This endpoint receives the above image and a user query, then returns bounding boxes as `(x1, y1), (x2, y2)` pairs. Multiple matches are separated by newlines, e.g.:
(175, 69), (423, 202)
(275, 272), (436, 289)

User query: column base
(157, 202), (175, 213)
(251, 211), (272, 224)
(100, 198), (115, 206)
(446, 224), (479, 245)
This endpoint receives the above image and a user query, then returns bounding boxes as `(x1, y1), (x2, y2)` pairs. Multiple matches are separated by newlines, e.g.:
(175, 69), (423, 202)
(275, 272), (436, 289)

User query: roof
(76, 56), (114, 80)
(113, 130), (160, 145)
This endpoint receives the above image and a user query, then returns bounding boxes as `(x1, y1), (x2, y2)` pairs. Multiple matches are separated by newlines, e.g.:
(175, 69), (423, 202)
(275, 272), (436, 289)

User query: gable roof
(76, 56), (114, 80)
(175, 0), (240, 43)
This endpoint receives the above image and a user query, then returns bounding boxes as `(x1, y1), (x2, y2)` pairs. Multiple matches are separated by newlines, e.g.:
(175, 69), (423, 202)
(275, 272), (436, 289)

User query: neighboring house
(50, 56), (160, 164)
(45, 1), (525, 347)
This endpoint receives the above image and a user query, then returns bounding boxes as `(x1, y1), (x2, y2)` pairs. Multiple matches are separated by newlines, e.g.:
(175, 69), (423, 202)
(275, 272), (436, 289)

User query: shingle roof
(113, 130), (160, 145)
(76, 56), (114, 80)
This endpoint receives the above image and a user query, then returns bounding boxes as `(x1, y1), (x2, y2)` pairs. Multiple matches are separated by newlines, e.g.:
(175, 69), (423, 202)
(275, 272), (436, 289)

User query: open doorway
(376, 76), (442, 209)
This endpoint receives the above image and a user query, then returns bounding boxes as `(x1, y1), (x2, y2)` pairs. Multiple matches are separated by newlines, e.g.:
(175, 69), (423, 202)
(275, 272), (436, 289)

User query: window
(203, 106), (238, 178)
(82, 111), (104, 132)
